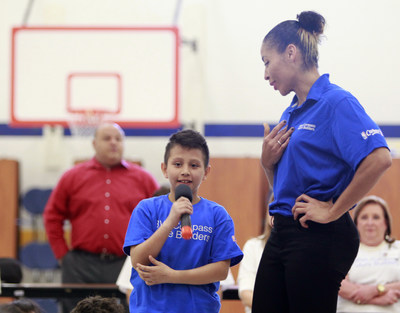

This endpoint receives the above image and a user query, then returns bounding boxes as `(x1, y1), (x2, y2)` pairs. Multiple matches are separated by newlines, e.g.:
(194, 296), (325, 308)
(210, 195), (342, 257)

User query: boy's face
(161, 145), (210, 202)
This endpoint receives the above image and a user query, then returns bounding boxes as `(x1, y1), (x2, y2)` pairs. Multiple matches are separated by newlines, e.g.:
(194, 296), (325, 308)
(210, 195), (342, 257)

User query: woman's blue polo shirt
(270, 74), (389, 216)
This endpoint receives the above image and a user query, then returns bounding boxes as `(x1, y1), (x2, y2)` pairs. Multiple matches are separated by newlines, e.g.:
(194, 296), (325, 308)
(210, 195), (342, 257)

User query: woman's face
(357, 203), (387, 246)
(260, 43), (295, 97)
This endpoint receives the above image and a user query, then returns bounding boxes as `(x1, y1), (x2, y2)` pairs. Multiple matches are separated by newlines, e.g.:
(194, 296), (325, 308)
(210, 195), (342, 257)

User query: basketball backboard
(11, 26), (180, 128)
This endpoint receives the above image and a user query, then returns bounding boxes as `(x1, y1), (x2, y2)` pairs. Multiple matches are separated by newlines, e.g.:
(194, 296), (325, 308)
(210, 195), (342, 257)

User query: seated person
(70, 296), (125, 313)
(337, 195), (400, 312)
(116, 256), (134, 304)
(237, 208), (273, 313)
(0, 299), (42, 313)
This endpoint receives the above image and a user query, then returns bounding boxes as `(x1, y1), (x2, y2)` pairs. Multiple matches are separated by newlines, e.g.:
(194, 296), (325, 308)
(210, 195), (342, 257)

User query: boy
(123, 129), (243, 313)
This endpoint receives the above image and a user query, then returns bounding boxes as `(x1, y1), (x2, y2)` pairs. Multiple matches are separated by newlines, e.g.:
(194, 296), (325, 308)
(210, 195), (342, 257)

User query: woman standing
(253, 11), (392, 313)
(337, 196), (400, 312)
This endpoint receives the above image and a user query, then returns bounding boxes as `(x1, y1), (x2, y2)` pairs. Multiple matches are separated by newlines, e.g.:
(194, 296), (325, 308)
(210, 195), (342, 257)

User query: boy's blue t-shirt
(270, 74), (389, 216)
(123, 194), (243, 313)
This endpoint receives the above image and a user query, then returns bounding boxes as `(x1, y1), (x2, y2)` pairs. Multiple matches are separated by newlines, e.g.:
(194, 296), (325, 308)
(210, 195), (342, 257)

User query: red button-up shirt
(44, 158), (159, 259)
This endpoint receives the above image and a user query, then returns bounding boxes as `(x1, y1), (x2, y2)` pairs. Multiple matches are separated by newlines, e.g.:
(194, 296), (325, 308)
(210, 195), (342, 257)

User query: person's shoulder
(385, 241), (400, 260)
(321, 78), (359, 108)
(324, 85), (353, 101)
(389, 240), (400, 249)
(199, 197), (234, 221)
(59, 159), (91, 179)
(123, 160), (142, 170)
(70, 158), (96, 170)
(132, 195), (170, 222)
(150, 194), (169, 203)
(199, 197), (226, 210)
(138, 194), (169, 209)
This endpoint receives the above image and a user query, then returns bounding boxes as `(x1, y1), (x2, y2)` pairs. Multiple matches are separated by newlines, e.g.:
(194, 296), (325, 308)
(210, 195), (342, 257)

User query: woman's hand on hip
(292, 194), (334, 228)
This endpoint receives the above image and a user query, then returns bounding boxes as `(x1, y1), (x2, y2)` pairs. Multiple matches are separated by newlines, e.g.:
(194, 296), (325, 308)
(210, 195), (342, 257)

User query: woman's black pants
(252, 212), (359, 313)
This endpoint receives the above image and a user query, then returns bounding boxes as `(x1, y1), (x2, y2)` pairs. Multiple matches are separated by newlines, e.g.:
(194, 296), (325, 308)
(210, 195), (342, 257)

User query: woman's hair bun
(297, 11), (325, 35)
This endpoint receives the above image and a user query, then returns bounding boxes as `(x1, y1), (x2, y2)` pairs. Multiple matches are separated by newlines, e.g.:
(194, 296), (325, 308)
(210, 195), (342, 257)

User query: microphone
(175, 184), (193, 240)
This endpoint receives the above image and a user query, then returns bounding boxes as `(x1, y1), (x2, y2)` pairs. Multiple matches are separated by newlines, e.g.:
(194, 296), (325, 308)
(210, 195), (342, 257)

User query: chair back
(19, 242), (58, 270)
(22, 188), (53, 215)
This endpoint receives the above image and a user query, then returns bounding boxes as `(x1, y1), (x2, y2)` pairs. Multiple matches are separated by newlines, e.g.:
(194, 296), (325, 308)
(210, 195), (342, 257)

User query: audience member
(0, 298), (42, 313)
(237, 207), (273, 313)
(70, 296), (125, 313)
(337, 195), (400, 312)
(0, 258), (22, 283)
(43, 122), (159, 312)
(0, 305), (24, 313)
(123, 129), (243, 313)
(115, 256), (134, 304)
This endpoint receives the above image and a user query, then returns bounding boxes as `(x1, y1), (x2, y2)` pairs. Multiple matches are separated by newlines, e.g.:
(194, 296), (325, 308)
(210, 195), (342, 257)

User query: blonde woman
(338, 196), (400, 312)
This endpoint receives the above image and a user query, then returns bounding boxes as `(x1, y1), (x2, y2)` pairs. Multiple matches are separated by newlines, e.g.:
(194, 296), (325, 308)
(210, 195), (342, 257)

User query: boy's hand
(166, 197), (193, 228)
(136, 255), (174, 285)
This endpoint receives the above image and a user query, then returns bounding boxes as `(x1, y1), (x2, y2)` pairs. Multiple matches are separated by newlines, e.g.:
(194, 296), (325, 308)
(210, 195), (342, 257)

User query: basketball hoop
(67, 110), (107, 137)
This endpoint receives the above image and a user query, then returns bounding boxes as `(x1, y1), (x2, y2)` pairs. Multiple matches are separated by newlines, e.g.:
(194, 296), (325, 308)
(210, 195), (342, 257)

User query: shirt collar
(88, 157), (129, 169)
(290, 73), (330, 107)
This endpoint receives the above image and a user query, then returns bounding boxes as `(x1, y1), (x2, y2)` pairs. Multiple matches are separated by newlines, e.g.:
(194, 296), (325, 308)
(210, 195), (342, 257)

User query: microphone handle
(181, 214), (192, 240)
(181, 214), (191, 227)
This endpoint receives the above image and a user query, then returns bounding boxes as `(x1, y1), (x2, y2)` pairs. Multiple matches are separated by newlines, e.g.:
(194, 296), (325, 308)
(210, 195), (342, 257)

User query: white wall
(1, 0), (400, 194)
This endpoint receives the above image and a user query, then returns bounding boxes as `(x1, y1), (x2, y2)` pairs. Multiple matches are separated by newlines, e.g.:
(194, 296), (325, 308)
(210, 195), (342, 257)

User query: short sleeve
(332, 97), (388, 170)
(123, 200), (154, 255)
(209, 209), (243, 267)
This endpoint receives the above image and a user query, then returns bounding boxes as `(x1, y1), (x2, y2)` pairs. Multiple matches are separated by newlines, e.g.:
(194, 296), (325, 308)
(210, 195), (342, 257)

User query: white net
(67, 111), (106, 137)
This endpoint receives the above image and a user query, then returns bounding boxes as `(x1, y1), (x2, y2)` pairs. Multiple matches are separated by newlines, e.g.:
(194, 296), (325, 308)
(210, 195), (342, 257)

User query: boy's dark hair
(70, 296), (125, 313)
(0, 304), (24, 313)
(164, 129), (209, 167)
(0, 299), (42, 313)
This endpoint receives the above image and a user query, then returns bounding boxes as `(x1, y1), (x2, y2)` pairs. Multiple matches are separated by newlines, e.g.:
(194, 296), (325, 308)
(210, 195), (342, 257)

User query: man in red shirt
(44, 122), (159, 312)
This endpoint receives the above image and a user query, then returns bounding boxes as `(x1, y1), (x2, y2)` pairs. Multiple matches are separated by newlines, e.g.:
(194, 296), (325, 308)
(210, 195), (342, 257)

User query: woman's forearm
(339, 278), (359, 299)
(328, 147), (391, 221)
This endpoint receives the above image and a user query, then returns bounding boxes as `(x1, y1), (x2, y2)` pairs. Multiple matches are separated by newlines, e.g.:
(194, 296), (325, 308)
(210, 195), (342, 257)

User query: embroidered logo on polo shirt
(361, 129), (383, 140)
(298, 123), (316, 131)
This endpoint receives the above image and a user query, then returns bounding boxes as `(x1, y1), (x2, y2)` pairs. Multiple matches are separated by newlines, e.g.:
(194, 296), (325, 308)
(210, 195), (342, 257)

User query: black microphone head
(175, 184), (193, 202)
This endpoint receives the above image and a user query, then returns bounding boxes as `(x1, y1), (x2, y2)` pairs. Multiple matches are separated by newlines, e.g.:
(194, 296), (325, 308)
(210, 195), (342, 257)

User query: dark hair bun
(297, 11), (325, 35)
